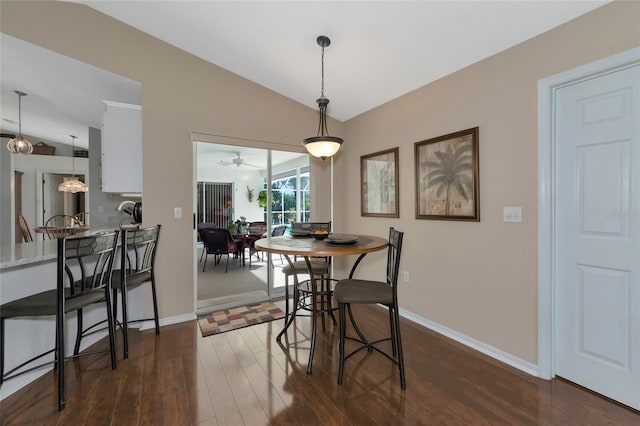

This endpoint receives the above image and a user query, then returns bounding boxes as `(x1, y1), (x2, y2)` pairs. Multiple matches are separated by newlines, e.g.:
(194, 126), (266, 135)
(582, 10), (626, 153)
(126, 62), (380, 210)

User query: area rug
(197, 301), (285, 337)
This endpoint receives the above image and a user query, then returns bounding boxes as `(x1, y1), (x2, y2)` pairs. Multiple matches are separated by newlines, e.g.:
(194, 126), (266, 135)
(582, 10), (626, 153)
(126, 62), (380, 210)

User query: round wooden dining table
(255, 233), (388, 374)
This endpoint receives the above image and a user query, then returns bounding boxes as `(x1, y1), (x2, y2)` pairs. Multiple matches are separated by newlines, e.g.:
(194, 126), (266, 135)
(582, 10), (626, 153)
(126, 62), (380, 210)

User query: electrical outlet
(403, 271), (410, 283)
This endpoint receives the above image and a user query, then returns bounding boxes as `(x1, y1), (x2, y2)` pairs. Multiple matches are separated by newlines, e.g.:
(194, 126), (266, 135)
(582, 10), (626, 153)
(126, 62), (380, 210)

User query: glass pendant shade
(6, 91), (33, 154)
(303, 136), (342, 159)
(7, 135), (33, 154)
(303, 36), (343, 161)
(58, 135), (88, 193)
(58, 176), (88, 193)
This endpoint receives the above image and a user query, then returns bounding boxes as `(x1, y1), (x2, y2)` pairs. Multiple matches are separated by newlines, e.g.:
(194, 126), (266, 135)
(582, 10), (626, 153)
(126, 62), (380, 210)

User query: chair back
(45, 214), (82, 239)
(291, 222), (331, 233)
(197, 222), (217, 241)
(272, 224), (288, 236)
(59, 231), (119, 298)
(121, 225), (161, 275)
(16, 214), (33, 242)
(74, 212), (89, 226)
(201, 228), (237, 255)
(248, 221), (267, 236)
(386, 227), (404, 298)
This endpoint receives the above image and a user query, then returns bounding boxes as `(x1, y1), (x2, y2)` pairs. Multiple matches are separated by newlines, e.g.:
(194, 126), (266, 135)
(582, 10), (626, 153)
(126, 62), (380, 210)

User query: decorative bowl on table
(312, 231), (330, 240)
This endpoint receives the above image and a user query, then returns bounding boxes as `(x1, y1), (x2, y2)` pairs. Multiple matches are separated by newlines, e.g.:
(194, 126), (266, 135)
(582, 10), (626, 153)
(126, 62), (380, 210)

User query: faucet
(116, 200), (136, 215)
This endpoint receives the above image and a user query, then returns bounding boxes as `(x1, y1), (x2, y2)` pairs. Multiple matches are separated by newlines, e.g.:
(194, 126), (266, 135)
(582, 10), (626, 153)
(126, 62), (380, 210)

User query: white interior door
(554, 64), (639, 409)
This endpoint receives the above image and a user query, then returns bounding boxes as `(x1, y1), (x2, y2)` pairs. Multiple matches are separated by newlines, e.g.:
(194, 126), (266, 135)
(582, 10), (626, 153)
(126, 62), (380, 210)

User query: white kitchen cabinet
(101, 101), (142, 193)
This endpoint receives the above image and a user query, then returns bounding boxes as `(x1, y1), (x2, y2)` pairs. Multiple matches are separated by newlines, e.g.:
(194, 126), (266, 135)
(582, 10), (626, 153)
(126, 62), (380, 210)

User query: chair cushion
(334, 279), (393, 304)
(111, 270), (152, 289)
(282, 260), (329, 275)
(1, 288), (106, 318)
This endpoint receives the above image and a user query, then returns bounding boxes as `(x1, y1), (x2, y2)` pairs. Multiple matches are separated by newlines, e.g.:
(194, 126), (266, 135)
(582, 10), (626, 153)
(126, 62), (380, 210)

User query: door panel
(555, 64), (639, 410)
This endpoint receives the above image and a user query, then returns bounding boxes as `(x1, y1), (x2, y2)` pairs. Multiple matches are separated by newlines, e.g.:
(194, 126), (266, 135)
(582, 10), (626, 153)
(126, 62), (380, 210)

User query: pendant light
(303, 36), (343, 161)
(58, 135), (88, 193)
(6, 91), (34, 154)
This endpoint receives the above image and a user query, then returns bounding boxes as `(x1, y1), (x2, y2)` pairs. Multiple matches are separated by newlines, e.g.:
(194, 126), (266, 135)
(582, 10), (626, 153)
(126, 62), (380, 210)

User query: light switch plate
(503, 206), (522, 223)
(174, 207), (182, 219)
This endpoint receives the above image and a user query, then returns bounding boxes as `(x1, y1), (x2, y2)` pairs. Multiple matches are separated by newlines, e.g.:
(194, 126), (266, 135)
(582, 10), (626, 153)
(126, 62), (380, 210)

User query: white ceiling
(1, 1), (609, 149)
(78, 0), (609, 121)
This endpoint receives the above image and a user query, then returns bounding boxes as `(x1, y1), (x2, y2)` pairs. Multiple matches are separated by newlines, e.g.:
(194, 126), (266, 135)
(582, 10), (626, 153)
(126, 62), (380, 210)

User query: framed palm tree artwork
(361, 147), (399, 217)
(415, 127), (480, 221)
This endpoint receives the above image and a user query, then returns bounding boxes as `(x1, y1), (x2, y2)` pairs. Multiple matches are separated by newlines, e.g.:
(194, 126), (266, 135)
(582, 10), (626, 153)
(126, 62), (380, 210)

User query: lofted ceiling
(1, 1), (609, 149)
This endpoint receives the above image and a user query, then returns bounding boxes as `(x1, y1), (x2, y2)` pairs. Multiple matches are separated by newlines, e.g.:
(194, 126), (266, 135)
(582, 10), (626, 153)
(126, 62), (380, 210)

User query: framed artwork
(415, 127), (480, 221)
(361, 147), (399, 218)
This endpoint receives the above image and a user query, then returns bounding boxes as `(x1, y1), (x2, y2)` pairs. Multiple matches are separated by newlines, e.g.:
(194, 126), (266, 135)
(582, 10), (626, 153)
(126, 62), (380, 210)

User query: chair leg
(392, 306), (406, 390)
(150, 275), (160, 335)
(389, 307), (397, 358)
(56, 302), (65, 411)
(284, 273), (290, 324)
(224, 254), (229, 273)
(121, 279), (129, 359)
(104, 287), (118, 370)
(202, 253), (208, 272)
(73, 309), (83, 355)
(337, 302), (346, 385)
(0, 318), (5, 386)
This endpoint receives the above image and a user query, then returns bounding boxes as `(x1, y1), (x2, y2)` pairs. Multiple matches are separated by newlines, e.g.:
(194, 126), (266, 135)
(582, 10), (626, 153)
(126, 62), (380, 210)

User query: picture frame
(361, 147), (399, 218)
(415, 127), (480, 221)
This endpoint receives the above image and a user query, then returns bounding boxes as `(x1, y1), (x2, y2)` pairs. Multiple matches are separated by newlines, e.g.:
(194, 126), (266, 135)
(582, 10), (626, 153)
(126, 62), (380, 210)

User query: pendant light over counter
(6, 91), (33, 155)
(303, 36), (343, 161)
(58, 135), (88, 193)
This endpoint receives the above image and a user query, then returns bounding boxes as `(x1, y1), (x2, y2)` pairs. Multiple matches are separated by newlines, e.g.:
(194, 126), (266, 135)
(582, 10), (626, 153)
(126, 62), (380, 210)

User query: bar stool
(110, 225), (161, 359)
(335, 227), (406, 389)
(0, 231), (120, 410)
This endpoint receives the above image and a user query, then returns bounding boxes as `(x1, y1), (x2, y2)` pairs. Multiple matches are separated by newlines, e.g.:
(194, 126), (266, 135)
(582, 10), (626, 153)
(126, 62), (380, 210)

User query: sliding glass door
(195, 141), (308, 312)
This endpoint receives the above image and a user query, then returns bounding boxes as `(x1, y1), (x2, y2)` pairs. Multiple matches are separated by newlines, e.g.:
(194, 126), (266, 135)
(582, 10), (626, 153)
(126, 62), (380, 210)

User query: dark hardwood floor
(1, 303), (638, 425)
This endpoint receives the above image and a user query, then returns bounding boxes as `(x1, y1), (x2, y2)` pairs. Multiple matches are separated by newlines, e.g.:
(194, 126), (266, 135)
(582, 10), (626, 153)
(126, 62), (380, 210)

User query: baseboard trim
(138, 313), (197, 331)
(399, 307), (539, 377)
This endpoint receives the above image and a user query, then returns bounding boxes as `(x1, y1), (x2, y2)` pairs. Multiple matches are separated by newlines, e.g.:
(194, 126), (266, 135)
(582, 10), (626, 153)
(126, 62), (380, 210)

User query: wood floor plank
(213, 338), (270, 425)
(2, 304), (639, 425)
(197, 334), (244, 425)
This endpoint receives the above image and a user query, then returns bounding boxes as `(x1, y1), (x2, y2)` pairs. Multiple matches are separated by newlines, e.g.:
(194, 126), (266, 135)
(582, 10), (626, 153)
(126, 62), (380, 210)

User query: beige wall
(0, 1), (343, 320)
(341, 0), (640, 363)
(2, 1), (638, 366)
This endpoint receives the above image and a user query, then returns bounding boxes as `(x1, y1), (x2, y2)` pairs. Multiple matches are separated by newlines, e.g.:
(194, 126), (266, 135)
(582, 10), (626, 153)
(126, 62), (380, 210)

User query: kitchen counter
(0, 239), (58, 270)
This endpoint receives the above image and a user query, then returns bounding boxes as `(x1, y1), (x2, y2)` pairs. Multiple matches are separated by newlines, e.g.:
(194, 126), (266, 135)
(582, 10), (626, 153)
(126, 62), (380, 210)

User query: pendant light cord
(17, 93), (23, 138)
(320, 43), (325, 99)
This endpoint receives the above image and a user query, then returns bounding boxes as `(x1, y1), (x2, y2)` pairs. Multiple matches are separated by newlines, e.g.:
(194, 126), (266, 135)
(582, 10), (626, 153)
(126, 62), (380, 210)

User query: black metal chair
(110, 225), (161, 359)
(0, 231), (120, 410)
(335, 227), (406, 389)
(201, 228), (241, 272)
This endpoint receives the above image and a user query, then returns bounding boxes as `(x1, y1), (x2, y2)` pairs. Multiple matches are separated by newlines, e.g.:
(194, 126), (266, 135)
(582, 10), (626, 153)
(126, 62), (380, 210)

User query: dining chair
(269, 224), (288, 265)
(16, 214), (33, 242)
(0, 231), (120, 411)
(247, 221), (267, 265)
(109, 225), (161, 359)
(197, 222), (217, 263)
(201, 228), (241, 272)
(44, 214), (82, 239)
(335, 227), (406, 389)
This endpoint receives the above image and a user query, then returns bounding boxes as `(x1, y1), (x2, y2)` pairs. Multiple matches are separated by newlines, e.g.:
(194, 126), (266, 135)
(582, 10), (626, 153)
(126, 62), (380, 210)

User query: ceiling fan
(217, 152), (261, 168)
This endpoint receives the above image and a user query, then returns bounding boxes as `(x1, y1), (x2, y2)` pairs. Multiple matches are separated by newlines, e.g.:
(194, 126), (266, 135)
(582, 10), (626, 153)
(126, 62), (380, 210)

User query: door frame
(537, 47), (640, 379)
